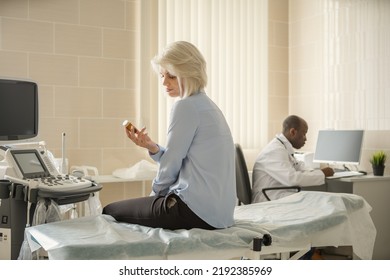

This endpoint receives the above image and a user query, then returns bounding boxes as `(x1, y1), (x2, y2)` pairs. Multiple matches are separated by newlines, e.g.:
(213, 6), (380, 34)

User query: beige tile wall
(268, 0), (289, 140)
(0, 0), (147, 206)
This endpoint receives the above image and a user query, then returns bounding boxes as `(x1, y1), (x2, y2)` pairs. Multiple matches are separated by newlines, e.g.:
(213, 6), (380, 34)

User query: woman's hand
(125, 126), (159, 154)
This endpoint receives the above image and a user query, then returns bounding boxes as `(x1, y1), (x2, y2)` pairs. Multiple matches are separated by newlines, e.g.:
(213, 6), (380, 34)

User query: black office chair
(235, 143), (252, 205)
(235, 143), (301, 203)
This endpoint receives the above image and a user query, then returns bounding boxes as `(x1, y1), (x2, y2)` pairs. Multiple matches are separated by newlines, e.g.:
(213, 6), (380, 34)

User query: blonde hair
(151, 41), (207, 98)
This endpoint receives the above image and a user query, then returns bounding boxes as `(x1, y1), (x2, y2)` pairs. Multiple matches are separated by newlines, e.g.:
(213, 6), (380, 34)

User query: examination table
(24, 191), (376, 260)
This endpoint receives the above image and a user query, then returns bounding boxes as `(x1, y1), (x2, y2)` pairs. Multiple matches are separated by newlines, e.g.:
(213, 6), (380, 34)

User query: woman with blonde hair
(103, 41), (236, 230)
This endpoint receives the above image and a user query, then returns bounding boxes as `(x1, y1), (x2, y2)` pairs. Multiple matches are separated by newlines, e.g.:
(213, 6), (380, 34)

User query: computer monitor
(313, 130), (364, 165)
(0, 78), (39, 140)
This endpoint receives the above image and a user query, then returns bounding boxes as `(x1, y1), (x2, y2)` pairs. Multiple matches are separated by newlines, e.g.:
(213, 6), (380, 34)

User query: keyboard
(5, 174), (93, 191)
(35, 175), (93, 191)
(327, 171), (365, 179)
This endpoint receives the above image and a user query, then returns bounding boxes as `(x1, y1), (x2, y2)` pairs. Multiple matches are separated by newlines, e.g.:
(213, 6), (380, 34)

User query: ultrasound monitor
(10, 149), (50, 179)
(313, 130), (364, 165)
(0, 78), (39, 141)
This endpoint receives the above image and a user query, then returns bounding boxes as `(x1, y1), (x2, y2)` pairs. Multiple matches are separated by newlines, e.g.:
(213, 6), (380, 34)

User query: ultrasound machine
(0, 78), (102, 260)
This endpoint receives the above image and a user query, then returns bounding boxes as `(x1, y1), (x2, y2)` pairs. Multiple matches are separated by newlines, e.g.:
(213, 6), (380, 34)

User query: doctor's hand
(125, 127), (160, 154)
(321, 167), (334, 177)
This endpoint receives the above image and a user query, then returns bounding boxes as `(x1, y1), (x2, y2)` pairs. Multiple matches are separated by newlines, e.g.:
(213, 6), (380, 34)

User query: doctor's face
(291, 122), (308, 149)
(160, 70), (180, 98)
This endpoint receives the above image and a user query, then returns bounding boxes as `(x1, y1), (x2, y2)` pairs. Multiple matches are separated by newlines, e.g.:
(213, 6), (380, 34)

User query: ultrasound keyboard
(328, 171), (365, 179)
(5, 174), (93, 191)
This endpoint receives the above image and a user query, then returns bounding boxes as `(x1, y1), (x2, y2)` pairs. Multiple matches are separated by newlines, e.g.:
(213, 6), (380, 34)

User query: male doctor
(251, 115), (334, 203)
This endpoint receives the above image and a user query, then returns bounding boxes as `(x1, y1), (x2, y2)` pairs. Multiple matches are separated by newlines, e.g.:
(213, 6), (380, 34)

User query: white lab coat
(251, 134), (325, 203)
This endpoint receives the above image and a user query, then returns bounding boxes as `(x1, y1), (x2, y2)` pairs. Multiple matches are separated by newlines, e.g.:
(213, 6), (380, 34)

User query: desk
(326, 175), (390, 260)
(91, 174), (155, 197)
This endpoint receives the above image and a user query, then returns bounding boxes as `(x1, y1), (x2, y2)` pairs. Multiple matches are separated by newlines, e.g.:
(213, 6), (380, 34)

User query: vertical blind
(155, 0), (268, 149)
(323, 0), (390, 129)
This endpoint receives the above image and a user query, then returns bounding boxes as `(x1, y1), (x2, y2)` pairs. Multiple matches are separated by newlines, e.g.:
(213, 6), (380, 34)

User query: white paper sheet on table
(25, 191), (376, 260)
(112, 160), (157, 180)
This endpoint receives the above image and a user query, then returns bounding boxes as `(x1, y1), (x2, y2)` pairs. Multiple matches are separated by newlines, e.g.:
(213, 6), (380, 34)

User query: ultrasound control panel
(21, 174), (92, 191)
(3, 147), (93, 191)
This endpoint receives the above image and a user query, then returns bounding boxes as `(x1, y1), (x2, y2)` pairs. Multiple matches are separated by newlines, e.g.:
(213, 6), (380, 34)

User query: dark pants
(102, 194), (215, 230)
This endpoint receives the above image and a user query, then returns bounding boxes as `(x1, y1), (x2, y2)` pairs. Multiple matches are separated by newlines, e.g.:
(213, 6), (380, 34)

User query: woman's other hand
(125, 126), (159, 154)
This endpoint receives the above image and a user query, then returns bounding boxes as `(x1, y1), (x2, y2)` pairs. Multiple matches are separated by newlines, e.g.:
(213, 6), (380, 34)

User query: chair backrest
(235, 143), (252, 205)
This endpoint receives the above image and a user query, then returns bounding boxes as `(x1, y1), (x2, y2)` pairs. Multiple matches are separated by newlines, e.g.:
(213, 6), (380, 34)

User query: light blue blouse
(150, 91), (236, 228)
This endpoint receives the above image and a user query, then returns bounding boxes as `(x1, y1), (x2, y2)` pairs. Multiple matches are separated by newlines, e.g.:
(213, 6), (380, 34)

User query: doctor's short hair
(151, 41), (208, 98)
(283, 115), (306, 133)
